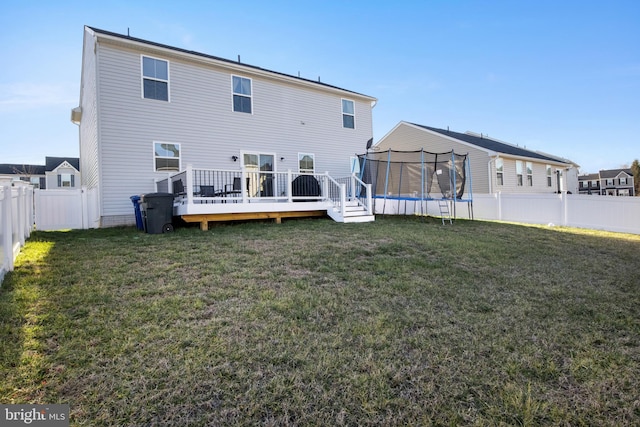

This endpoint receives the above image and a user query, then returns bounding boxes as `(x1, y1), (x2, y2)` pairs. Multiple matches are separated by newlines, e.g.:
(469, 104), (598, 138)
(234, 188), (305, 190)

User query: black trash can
(130, 195), (144, 231)
(142, 192), (174, 234)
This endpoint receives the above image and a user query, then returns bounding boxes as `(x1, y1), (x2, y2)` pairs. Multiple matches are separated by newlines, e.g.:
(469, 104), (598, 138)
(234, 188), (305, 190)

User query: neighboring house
(0, 157), (80, 189)
(44, 157), (81, 190)
(578, 169), (635, 196)
(0, 164), (46, 188)
(373, 122), (579, 195)
(72, 26), (377, 227)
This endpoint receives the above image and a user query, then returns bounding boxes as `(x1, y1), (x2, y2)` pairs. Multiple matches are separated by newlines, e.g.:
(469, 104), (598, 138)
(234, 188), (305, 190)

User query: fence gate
(34, 188), (98, 231)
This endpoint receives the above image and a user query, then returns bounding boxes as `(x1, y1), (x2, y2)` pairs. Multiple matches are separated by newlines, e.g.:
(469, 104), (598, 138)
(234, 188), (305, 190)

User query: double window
(298, 153), (315, 173)
(232, 76), (252, 113)
(142, 56), (169, 101)
(154, 142), (180, 172)
(57, 173), (74, 188)
(342, 99), (355, 129)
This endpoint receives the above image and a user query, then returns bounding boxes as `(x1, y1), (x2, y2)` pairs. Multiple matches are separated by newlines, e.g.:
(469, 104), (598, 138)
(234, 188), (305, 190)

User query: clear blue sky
(1, 0), (638, 174)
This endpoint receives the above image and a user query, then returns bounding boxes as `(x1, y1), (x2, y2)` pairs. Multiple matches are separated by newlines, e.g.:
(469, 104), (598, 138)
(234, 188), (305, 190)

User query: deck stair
(327, 200), (375, 223)
(438, 199), (453, 225)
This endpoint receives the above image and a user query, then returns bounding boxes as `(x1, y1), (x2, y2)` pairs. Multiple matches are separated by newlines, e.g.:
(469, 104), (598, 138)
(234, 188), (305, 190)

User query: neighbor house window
(142, 56), (169, 101)
(620, 177), (627, 185)
(546, 165), (552, 187)
(298, 153), (315, 173)
(516, 160), (523, 186)
(58, 173), (74, 187)
(154, 142), (180, 172)
(232, 76), (252, 113)
(526, 162), (533, 186)
(606, 178), (613, 186)
(591, 180), (598, 188)
(342, 99), (355, 129)
(495, 158), (504, 186)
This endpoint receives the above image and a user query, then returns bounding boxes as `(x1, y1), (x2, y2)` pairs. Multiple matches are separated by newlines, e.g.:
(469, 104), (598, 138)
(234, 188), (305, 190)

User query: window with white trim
(516, 160), (523, 186)
(298, 153), (315, 173)
(232, 76), (252, 113)
(142, 56), (169, 101)
(526, 162), (533, 186)
(620, 177), (627, 185)
(58, 173), (74, 188)
(342, 99), (355, 129)
(546, 165), (552, 187)
(606, 178), (614, 186)
(154, 142), (180, 172)
(496, 158), (504, 186)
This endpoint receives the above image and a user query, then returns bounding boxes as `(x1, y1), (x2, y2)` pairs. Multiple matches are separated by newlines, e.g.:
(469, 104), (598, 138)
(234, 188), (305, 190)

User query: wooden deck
(181, 210), (327, 230)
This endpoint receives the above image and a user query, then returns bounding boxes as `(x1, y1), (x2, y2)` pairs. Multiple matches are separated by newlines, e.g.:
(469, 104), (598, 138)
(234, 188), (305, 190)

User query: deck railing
(156, 166), (372, 213)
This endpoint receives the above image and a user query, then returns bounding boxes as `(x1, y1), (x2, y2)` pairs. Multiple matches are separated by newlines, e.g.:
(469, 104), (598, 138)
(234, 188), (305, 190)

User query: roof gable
(408, 123), (573, 164)
(599, 168), (631, 179)
(45, 157), (80, 172)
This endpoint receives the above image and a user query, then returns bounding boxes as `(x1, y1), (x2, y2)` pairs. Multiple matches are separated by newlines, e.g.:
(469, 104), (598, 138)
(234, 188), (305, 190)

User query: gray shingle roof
(410, 123), (571, 164)
(0, 164), (46, 175)
(45, 157), (80, 172)
(599, 168), (631, 179)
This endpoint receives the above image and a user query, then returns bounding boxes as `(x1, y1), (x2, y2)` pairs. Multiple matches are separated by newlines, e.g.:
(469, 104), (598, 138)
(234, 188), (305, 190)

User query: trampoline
(357, 149), (474, 220)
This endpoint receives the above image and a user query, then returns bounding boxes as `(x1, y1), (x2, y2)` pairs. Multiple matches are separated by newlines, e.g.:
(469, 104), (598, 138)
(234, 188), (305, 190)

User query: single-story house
(372, 122), (579, 195)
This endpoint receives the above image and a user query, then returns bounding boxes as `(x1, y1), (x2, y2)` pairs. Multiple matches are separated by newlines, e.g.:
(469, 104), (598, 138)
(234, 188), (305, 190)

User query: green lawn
(1, 216), (639, 426)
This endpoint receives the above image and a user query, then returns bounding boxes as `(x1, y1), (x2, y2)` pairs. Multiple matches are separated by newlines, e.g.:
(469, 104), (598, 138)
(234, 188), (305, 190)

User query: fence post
(497, 191), (502, 221)
(287, 170), (293, 203)
(1, 182), (14, 276)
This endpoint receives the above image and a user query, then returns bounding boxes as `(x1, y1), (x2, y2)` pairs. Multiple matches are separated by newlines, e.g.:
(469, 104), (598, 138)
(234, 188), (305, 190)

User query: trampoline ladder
(438, 200), (452, 225)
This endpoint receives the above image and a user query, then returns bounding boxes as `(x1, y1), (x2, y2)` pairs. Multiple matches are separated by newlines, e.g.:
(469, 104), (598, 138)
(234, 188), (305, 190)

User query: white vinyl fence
(375, 193), (640, 235)
(34, 187), (100, 231)
(0, 181), (34, 285)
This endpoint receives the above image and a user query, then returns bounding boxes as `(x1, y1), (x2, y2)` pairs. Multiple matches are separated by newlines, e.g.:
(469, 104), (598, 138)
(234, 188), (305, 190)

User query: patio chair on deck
(173, 179), (185, 196)
(199, 185), (218, 197)
(224, 177), (249, 197)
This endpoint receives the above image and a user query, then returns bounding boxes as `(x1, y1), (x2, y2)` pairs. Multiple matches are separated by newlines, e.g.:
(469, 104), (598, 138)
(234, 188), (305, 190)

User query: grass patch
(1, 216), (639, 425)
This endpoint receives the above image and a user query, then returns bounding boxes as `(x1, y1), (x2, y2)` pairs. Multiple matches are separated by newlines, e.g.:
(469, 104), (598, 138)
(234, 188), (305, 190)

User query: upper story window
(232, 76), (252, 114)
(299, 153), (315, 173)
(516, 160), (523, 186)
(526, 162), (533, 186)
(546, 165), (552, 187)
(606, 178), (614, 186)
(496, 158), (504, 186)
(58, 173), (74, 188)
(342, 99), (355, 129)
(142, 56), (169, 101)
(620, 177), (628, 185)
(154, 142), (180, 172)
(591, 180), (598, 188)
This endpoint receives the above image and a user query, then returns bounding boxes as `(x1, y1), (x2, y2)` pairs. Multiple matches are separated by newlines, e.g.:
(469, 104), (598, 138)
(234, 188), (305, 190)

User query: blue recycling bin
(130, 195), (144, 230)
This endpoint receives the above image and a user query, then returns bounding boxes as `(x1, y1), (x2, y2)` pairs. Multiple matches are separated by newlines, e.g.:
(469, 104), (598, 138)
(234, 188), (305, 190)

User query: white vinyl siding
(86, 32), (375, 218)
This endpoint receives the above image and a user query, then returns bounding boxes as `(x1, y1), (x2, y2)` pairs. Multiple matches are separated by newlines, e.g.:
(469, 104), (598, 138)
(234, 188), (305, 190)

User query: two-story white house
(72, 26), (377, 229)
(372, 122), (579, 195)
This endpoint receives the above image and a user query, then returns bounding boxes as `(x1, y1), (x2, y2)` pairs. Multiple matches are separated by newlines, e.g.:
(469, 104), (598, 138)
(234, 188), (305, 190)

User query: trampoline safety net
(357, 149), (469, 200)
